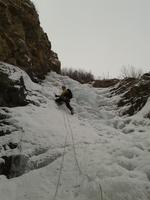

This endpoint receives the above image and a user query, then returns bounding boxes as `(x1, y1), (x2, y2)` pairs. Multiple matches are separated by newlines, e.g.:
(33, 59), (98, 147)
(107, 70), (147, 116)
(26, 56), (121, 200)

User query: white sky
(31, 0), (150, 78)
(1, 62), (150, 199)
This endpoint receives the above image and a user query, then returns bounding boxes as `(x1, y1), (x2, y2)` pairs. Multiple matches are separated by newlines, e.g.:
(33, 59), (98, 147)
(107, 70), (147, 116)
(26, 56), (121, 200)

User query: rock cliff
(0, 0), (61, 82)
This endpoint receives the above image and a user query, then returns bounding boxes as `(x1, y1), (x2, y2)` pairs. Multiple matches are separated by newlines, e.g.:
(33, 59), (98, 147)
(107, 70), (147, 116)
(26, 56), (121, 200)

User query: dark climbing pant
(55, 97), (73, 111)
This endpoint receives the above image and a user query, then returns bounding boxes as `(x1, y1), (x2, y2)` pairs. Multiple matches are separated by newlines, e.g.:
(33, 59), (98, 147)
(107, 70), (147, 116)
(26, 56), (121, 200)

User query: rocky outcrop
(0, 0), (61, 82)
(0, 68), (28, 107)
(110, 73), (150, 116)
(93, 78), (120, 87)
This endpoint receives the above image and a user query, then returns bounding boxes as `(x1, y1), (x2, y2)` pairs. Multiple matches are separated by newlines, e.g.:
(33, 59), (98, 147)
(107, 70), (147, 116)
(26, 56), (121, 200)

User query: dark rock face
(1, 155), (29, 179)
(0, 0), (61, 81)
(111, 74), (150, 116)
(0, 70), (28, 107)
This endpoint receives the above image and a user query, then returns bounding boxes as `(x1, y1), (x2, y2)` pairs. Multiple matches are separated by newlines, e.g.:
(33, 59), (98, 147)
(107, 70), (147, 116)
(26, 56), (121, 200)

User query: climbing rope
(65, 113), (104, 200)
(53, 109), (104, 200)
(53, 111), (70, 200)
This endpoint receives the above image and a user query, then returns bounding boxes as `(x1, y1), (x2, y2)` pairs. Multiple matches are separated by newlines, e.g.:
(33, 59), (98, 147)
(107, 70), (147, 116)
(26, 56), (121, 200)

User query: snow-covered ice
(0, 62), (150, 200)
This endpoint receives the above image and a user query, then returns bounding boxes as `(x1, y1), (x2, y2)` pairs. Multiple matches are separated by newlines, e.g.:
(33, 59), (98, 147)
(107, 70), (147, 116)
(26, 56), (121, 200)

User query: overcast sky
(31, 0), (150, 78)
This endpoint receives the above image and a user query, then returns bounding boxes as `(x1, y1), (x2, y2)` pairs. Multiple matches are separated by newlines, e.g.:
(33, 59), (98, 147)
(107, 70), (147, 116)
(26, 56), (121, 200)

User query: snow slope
(0, 63), (150, 200)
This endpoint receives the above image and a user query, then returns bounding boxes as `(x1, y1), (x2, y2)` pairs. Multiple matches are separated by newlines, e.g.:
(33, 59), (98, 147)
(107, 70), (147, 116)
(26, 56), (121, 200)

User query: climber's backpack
(67, 89), (73, 99)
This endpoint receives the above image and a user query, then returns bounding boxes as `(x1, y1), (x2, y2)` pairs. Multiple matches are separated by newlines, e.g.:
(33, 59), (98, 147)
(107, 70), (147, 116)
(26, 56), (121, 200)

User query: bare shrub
(120, 65), (144, 79)
(61, 67), (94, 83)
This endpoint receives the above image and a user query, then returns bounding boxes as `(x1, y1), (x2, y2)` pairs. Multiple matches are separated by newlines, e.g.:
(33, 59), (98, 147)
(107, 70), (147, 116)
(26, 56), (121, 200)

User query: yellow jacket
(59, 89), (68, 98)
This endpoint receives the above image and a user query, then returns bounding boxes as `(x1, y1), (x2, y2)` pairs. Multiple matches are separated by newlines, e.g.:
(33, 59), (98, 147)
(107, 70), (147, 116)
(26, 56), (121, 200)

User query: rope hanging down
(66, 114), (104, 200)
(53, 111), (70, 200)
(53, 110), (104, 200)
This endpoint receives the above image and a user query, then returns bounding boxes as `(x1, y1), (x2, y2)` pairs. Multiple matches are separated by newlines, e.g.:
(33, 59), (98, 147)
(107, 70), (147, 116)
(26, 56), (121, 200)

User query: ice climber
(55, 86), (74, 115)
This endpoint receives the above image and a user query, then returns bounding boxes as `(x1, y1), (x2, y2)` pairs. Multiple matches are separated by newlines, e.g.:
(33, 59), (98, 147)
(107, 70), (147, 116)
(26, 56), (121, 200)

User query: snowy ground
(0, 63), (150, 200)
